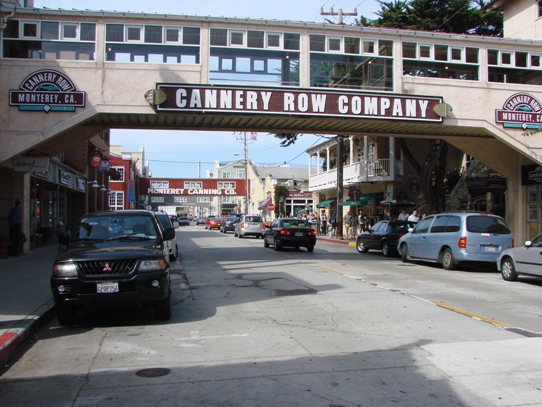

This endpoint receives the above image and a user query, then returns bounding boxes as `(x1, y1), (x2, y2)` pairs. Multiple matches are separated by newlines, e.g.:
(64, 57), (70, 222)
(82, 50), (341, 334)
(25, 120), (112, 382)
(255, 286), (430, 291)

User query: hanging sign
(90, 152), (102, 167)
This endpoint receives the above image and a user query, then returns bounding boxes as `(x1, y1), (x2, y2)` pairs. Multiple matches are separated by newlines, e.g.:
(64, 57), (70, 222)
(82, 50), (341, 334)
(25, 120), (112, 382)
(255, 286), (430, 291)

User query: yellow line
(321, 267), (343, 275)
(433, 301), (508, 328)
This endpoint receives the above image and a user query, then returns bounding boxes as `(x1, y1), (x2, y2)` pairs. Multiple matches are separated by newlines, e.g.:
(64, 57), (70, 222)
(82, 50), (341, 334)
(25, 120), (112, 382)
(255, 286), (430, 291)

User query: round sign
(90, 152), (102, 167)
(267, 203), (275, 211)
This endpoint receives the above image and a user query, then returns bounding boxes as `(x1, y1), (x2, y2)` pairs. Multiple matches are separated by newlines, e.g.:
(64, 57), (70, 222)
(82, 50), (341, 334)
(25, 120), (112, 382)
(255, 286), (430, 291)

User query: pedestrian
(321, 213), (327, 236)
(408, 209), (420, 222)
(8, 199), (22, 257)
(343, 211), (352, 238)
(398, 208), (409, 220)
(421, 211), (428, 219)
(370, 213), (379, 226)
(329, 212), (337, 238)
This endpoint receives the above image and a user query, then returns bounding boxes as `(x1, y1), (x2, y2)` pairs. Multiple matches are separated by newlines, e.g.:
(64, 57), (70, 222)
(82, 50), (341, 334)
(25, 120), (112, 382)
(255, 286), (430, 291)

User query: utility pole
(235, 132), (252, 214)
(320, 7), (358, 24)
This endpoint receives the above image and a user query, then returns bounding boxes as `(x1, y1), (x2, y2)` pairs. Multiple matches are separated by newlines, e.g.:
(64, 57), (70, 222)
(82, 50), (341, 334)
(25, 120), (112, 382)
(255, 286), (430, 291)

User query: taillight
(308, 229), (316, 236)
(458, 237), (467, 249)
(280, 229), (291, 236)
(241, 222), (245, 228)
(398, 233), (404, 239)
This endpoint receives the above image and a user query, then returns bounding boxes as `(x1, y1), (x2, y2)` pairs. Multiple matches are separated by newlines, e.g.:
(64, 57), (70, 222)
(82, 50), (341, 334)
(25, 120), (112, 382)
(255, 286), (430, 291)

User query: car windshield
(73, 214), (158, 241)
(245, 216), (262, 222)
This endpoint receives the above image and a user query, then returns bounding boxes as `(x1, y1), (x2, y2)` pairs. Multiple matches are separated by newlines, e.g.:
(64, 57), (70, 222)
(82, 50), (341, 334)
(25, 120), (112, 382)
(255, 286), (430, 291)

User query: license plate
(295, 232), (303, 237)
(484, 246), (496, 252)
(97, 282), (119, 293)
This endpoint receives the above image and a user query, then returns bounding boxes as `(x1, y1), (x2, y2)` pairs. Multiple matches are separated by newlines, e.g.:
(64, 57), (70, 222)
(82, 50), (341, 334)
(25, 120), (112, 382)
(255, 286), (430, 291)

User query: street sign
(267, 203), (275, 211)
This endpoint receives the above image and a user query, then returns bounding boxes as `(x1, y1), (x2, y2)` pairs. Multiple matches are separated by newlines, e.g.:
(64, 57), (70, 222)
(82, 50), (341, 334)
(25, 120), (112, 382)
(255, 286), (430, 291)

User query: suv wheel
(501, 258), (518, 281)
(442, 248), (457, 270)
(56, 303), (77, 326)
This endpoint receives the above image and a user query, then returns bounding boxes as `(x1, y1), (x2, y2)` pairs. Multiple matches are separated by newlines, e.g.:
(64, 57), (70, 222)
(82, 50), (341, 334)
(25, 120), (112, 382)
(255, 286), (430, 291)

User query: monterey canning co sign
(154, 84), (443, 122)
(9, 69), (86, 112)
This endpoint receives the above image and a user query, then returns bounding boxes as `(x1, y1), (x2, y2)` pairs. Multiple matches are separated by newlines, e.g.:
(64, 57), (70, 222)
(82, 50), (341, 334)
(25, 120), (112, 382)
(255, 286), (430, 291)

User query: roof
(253, 164), (308, 181)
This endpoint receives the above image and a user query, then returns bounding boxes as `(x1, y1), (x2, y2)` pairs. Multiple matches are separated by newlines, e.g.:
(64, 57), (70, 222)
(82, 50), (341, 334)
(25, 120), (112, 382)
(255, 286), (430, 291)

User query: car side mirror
(163, 227), (176, 241)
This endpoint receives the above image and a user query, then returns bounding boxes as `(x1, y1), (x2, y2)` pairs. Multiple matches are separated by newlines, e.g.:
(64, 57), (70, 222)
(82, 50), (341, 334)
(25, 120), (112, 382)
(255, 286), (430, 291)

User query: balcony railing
(310, 159), (401, 191)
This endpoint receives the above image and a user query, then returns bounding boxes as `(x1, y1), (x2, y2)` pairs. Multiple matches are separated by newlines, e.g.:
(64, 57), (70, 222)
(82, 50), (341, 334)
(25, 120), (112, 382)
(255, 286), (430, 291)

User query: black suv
(51, 210), (175, 325)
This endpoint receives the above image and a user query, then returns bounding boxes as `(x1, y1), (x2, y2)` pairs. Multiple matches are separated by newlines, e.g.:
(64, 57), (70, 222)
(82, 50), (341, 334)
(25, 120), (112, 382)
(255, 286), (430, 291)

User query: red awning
(258, 197), (272, 210)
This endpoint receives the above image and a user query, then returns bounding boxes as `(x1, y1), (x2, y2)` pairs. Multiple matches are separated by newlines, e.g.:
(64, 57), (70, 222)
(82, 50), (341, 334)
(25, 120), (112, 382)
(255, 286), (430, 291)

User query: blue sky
(35, 0), (381, 177)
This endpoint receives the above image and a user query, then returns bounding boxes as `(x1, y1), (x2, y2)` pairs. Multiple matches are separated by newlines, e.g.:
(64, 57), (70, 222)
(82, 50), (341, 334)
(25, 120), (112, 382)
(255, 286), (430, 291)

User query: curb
(317, 236), (357, 247)
(0, 302), (55, 368)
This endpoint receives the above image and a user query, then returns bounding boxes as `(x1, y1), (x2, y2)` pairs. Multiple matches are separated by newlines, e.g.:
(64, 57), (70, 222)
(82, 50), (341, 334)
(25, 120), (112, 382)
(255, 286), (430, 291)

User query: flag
(250, 132), (258, 140)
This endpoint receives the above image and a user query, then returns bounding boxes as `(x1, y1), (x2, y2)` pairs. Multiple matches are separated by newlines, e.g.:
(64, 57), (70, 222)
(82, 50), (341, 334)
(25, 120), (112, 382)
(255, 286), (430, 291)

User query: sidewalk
(0, 244), (58, 368)
(0, 236), (353, 368)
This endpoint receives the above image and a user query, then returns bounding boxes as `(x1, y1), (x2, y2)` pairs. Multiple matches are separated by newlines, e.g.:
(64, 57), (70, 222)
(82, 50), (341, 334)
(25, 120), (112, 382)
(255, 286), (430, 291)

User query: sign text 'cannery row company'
(155, 85), (443, 122)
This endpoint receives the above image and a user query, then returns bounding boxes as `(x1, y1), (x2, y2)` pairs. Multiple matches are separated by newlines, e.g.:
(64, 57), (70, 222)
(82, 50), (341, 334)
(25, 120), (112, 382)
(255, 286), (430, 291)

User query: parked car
(220, 216), (239, 233)
(169, 215), (179, 228)
(497, 233), (542, 281)
(397, 212), (513, 270)
(263, 218), (317, 252)
(51, 210), (174, 325)
(234, 215), (264, 238)
(178, 214), (190, 226)
(155, 212), (179, 261)
(357, 220), (417, 257)
(205, 216), (222, 230)
(196, 216), (206, 225)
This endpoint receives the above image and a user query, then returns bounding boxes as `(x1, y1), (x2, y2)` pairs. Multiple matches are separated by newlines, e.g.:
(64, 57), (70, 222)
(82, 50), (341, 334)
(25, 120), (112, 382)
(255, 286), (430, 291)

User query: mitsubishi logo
(103, 263), (112, 272)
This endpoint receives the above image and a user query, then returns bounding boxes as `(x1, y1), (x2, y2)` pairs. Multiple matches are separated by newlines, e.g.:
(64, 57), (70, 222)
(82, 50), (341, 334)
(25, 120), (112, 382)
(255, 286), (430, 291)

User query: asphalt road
(1, 225), (541, 406)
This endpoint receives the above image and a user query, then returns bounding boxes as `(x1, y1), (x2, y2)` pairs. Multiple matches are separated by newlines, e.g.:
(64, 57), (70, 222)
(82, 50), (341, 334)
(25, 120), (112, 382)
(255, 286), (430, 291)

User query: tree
(363, 0), (502, 36)
(359, 0), (502, 213)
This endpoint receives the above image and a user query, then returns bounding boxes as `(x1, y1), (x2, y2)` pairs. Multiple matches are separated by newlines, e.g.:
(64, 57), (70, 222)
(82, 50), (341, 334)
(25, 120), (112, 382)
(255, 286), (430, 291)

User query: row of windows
(4, 20), (96, 42)
(105, 24), (200, 45)
(4, 19), (542, 88)
(210, 29), (300, 51)
(310, 35), (393, 57)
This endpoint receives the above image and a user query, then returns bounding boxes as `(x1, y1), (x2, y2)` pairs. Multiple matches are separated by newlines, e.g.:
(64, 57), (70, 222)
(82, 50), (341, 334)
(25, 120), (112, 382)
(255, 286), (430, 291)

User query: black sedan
(356, 220), (416, 257)
(263, 218), (316, 252)
(220, 216), (239, 233)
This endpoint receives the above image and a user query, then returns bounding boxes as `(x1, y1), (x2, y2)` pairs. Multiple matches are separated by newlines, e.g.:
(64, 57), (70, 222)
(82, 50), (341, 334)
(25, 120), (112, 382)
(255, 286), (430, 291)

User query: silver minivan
(397, 212), (513, 270)
(234, 215), (263, 238)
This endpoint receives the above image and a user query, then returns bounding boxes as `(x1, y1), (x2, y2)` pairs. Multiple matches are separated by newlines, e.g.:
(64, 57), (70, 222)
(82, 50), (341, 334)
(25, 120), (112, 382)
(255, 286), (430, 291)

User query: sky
(34, 0), (382, 178)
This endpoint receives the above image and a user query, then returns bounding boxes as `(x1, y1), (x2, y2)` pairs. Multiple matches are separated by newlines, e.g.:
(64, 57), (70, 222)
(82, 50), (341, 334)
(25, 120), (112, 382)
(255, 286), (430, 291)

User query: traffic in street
(1, 224), (542, 406)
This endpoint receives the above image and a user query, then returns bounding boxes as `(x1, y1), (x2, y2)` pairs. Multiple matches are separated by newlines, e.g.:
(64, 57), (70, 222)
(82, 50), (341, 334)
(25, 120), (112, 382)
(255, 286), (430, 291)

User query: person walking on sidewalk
(8, 199), (22, 257)
(343, 211), (352, 238)
(329, 212), (337, 238)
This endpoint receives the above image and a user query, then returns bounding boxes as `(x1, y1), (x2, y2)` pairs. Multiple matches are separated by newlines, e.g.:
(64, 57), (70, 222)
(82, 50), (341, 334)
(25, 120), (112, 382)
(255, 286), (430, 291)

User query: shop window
(22, 21), (38, 38)
(267, 33), (280, 48)
(61, 23), (78, 40)
(230, 31), (244, 46)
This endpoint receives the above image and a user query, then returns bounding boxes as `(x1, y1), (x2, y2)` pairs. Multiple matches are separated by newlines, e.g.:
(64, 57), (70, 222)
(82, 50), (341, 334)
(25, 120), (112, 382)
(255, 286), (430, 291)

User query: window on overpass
(210, 29), (300, 86)
(3, 19), (96, 61)
(309, 34), (394, 91)
(488, 49), (542, 86)
(402, 42), (479, 81)
(104, 23), (200, 64)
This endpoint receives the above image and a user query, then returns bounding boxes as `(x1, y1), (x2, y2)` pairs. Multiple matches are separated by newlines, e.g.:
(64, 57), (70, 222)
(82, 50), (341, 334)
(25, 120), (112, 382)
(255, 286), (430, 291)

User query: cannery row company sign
(495, 93), (542, 130)
(9, 70), (86, 112)
(152, 84), (444, 122)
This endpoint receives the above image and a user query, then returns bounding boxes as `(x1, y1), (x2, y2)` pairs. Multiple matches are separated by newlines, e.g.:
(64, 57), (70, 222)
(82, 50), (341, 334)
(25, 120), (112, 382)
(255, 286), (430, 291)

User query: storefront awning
(316, 198), (336, 208)
(258, 197), (272, 210)
(343, 192), (383, 206)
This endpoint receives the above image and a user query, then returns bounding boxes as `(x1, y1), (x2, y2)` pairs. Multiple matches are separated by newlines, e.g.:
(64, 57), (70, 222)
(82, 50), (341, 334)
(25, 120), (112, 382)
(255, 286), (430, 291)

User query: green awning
(316, 198), (336, 208)
(343, 192), (383, 206)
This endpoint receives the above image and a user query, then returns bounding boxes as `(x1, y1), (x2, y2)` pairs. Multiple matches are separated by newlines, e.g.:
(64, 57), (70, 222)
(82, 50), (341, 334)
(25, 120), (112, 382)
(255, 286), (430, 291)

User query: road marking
(321, 267), (343, 275)
(432, 301), (508, 328)
(175, 331), (250, 342)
